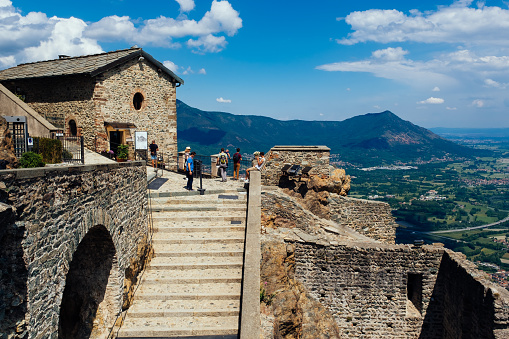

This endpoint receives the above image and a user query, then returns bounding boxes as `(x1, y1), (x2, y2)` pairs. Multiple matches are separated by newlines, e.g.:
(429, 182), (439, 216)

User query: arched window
(69, 120), (77, 136)
(133, 92), (144, 110)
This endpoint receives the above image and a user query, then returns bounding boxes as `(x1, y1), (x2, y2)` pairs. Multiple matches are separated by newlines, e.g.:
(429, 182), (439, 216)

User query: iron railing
(55, 134), (84, 164)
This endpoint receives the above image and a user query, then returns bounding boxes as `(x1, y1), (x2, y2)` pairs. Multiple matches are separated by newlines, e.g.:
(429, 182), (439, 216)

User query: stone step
(125, 308), (239, 318)
(142, 268), (242, 280)
(117, 315), (239, 337)
(140, 276), (242, 284)
(152, 242), (244, 253)
(126, 299), (240, 313)
(150, 256), (243, 266)
(152, 233), (245, 243)
(150, 196), (246, 204)
(151, 213), (246, 221)
(147, 262), (243, 271)
(152, 220), (245, 228)
(149, 205), (247, 212)
(154, 250), (244, 258)
(138, 282), (241, 296)
(154, 225), (245, 233)
(134, 292), (240, 301)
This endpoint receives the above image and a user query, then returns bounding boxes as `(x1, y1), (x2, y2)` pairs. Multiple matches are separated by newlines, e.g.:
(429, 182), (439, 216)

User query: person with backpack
(216, 148), (228, 182)
(232, 148), (242, 180)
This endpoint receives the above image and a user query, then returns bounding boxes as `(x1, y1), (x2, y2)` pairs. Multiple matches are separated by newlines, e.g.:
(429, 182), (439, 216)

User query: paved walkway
(146, 167), (247, 195)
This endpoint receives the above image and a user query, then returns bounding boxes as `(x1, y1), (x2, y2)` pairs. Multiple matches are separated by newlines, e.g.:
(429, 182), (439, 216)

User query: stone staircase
(117, 191), (247, 338)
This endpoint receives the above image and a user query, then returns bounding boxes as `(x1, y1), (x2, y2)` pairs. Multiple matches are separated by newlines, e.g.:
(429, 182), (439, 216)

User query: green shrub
(33, 137), (63, 163)
(117, 144), (129, 160)
(19, 152), (45, 168)
(62, 149), (73, 161)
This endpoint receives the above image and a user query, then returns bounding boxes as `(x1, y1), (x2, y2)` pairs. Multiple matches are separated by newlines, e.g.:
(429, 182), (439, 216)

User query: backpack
(219, 153), (227, 165)
(233, 152), (240, 163)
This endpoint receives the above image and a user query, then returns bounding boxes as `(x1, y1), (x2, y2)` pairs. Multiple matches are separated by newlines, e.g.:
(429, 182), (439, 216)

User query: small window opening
(133, 92), (144, 110)
(69, 120), (77, 136)
(407, 273), (423, 316)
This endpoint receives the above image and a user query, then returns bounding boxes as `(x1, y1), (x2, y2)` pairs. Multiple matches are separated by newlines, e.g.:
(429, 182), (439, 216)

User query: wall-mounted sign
(135, 131), (148, 150)
(27, 137), (33, 146)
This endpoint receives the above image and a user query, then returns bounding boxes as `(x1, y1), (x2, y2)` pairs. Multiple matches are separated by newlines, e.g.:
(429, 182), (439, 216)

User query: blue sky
(1, 0), (509, 128)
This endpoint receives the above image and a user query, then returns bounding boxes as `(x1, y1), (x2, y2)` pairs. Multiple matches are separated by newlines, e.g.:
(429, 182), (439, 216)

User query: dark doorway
(69, 120), (77, 136)
(58, 225), (116, 339)
(109, 131), (123, 156)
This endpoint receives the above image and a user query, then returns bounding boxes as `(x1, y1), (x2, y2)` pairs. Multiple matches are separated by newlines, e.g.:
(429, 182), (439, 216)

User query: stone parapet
(0, 162), (149, 338)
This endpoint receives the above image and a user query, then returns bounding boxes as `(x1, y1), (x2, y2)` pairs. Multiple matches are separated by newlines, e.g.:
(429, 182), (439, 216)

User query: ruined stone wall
(295, 242), (443, 338)
(264, 146), (330, 185)
(290, 240), (509, 338)
(328, 196), (398, 244)
(96, 59), (178, 169)
(0, 162), (149, 338)
(420, 250), (509, 339)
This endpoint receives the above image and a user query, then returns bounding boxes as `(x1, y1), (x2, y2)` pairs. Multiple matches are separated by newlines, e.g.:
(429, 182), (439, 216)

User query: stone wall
(2, 58), (179, 170)
(0, 162), (149, 338)
(95, 59), (178, 169)
(2, 75), (95, 131)
(264, 146), (330, 186)
(328, 196), (398, 244)
(293, 240), (509, 338)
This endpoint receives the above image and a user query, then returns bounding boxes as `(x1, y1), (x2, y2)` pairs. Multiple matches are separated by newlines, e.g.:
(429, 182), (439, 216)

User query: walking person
(232, 148), (242, 180)
(149, 140), (158, 171)
(217, 148), (228, 182)
(186, 151), (196, 190)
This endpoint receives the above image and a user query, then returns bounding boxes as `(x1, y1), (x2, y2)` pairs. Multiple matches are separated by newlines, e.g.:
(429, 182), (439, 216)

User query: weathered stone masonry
(0, 162), (149, 338)
(264, 146), (331, 185)
(294, 241), (509, 338)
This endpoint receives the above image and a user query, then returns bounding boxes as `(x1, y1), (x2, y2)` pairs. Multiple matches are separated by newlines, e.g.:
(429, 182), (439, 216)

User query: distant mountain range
(177, 100), (483, 166)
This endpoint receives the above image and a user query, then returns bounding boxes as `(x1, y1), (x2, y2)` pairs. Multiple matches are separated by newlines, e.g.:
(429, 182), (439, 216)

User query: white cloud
(175, 0), (195, 12)
(198, 68), (206, 74)
(317, 48), (509, 89)
(85, 16), (136, 42)
(163, 60), (179, 73)
(472, 99), (485, 107)
(216, 97), (231, 103)
(0, 0), (242, 67)
(0, 55), (15, 68)
(187, 34), (226, 53)
(432, 86), (440, 92)
(372, 47), (408, 61)
(418, 97), (445, 104)
(346, 88), (351, 91)
(446, 106), (457, 110)
(338, 1), (509, 46)
(484, 78), (507, 88)
(23, 17), (103, 62)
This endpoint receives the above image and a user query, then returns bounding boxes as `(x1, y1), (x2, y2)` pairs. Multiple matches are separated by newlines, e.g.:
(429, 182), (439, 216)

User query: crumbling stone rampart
(0, 162), (149, 338)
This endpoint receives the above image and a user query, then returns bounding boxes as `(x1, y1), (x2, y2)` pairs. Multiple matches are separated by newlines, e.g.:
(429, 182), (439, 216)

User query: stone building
(0, 47), (183, 168)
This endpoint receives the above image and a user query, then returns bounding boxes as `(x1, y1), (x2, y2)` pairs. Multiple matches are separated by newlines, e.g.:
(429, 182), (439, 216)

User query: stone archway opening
(58, 225), (121, 339)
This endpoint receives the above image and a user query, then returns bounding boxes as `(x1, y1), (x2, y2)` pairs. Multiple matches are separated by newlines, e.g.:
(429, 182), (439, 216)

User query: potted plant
(116, 144), (129, 162)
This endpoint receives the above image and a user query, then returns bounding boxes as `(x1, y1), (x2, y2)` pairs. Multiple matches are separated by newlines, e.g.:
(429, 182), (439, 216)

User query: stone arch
(58, 225), (122, 339)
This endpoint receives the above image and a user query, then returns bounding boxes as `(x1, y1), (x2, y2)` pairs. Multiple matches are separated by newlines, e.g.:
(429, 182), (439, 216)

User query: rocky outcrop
(0, 116), (18, 169)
